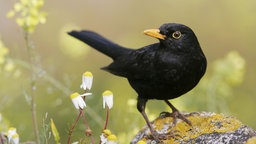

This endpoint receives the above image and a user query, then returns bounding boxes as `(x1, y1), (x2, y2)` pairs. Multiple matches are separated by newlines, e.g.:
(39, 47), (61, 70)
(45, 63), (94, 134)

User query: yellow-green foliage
(0, 40), (8, 65)
(213, 51), (245, 86)
(0, 39), (20, 77)
(7, 0), (47, 33)
(50, 118), (60, 144)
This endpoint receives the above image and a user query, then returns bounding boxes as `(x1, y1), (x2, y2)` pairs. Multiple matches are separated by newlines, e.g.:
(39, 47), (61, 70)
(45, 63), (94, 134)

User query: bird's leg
(137, 97), (160, 141)
(164, 100), (192, 126)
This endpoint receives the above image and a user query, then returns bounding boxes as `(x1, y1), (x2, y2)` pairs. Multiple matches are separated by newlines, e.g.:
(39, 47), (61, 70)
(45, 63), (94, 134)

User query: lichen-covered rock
(131, 112), (256, 144)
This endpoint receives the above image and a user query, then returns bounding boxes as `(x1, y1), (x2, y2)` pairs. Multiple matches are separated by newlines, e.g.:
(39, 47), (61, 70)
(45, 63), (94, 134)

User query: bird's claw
(147, 129), (181, 143)
(147, 131), (162, 143)
(159, 111), (199, 126)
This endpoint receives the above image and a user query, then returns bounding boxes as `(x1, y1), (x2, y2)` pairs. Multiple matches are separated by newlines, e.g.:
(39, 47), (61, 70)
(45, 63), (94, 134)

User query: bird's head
(144, 23), (201, 53)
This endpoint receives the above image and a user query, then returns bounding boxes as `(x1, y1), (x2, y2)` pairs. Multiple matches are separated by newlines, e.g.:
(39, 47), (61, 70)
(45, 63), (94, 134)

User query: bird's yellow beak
(143, 29), (166, 40)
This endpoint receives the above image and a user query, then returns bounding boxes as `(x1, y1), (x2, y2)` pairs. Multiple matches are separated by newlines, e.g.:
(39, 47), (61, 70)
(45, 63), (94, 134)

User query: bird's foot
(159, 111), (199, 126)
(148, 130), (162, 143)
(147, 129), (181, 143)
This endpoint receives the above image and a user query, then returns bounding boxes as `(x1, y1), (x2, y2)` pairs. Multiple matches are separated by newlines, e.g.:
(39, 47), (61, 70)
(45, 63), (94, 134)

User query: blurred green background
(0, 0), (256, 143)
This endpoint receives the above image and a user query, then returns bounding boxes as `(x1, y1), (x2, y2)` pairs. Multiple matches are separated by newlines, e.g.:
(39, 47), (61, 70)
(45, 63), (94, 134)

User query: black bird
(68, 23), (207, 140)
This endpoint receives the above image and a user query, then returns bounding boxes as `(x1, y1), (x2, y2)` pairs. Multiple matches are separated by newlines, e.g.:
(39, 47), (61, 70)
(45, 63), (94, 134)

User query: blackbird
(68, 23), (207, 140)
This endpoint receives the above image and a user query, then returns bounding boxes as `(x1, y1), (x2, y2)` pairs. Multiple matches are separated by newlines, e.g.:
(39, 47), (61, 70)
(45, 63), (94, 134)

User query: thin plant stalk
(103, 107), (110, 130)
(68, 109), (94, 144)
(99, 107), (110, 144)
(42, 113), (49, 144)
(81, 111), (94, 143)
(67, 110), (83, 144)
(24, 31), (40, 144)
(81, 91), (94, 143)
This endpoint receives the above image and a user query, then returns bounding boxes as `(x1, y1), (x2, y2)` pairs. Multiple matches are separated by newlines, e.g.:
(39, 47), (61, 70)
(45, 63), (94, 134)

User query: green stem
(42, 113), (49, 144)
(24, 32), (40, 144)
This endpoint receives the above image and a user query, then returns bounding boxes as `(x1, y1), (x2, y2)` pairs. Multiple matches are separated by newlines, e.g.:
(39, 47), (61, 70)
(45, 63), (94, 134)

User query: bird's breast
(131, 54), (206, 100)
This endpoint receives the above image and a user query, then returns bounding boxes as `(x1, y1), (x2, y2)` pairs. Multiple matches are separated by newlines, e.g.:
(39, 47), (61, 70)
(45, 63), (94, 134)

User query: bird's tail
(68, 30), (131, 59)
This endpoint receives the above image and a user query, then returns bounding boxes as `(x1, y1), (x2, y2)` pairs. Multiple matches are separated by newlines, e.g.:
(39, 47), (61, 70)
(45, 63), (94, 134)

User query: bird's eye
(172, 31), (182, 39)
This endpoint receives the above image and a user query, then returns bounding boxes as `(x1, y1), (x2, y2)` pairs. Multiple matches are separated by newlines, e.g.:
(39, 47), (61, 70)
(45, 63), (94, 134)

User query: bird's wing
(102, 44), (159, 80)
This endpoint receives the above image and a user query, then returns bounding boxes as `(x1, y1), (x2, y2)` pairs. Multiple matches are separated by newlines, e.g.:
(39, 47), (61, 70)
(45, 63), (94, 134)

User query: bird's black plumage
(68, 23), (207, 140)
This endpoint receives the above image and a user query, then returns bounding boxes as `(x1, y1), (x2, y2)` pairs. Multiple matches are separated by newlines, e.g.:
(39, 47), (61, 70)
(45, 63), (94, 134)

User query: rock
(131, 112), (256, 144)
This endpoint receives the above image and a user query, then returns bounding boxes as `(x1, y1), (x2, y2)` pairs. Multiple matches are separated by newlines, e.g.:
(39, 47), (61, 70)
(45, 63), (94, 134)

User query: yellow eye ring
(172, 31), (182, 39)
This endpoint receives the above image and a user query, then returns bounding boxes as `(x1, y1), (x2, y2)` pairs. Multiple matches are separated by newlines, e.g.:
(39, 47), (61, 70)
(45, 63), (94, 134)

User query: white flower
(80, 92), (92, 97)
(7, 127), (16, 141)
(102, 90), (113, 109)
(80, 71), (93, 90)
(100, 133), (108, 144)
(7, 127), (19, 144)
(70, 92), (86, 109)
(10, 133), (19, 144)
